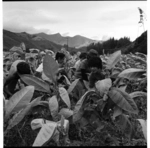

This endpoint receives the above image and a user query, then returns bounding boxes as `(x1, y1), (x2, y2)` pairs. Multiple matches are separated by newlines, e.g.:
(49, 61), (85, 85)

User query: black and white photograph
(2, 1), (147, 146)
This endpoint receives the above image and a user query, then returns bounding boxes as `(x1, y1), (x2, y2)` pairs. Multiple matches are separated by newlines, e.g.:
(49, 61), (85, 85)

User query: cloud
(3, 9), (61, 34)
(62, 32), (70, 37)
(102, 35), (110, 41)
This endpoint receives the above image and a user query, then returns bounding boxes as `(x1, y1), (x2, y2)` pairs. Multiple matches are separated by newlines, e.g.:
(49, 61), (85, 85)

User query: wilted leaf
(59, 108), (73, 119)
(112, 106), (122, 120)
(43, 54), (59, 82)
(31, 119), (45, 130)
(20, 74), (51, 93)
(130, 91), (147, 99)
(108, 88), (138, 114)
(33, 123), (57, 146)
(67, 79), (80, 94)
(49, 96), (59, 121)
(5, 86), (34, 121)
(95, 78), (112, 97)
(106, 50), (121, 69)
(137, 119), (147, 141)
(59, 87), (71, 108)
(6, 96), (42, 131)
(118, 68), (146, 80)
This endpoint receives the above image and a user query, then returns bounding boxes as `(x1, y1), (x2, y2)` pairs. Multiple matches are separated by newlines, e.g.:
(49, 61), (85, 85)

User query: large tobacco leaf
(5, 86), (35, 121)
(108, 88), (138, 114)
(59, 87), (71, 108)
(5, 96), (42, 131)
(106, 50), (121, 69)
(73, 90), (95, 123)
(43, 54), (59, 82)
(118, 68), (146, 80)
(20, 74), (51, 93)
(48, 96), (59, 121)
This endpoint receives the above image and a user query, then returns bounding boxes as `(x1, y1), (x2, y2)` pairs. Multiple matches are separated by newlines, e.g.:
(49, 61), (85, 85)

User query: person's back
(75, 49), (98, 81)
(4, 61), (31, 98)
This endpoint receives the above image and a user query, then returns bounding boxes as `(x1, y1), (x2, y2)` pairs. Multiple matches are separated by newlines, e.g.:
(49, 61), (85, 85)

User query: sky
(3, 1), (147, 41)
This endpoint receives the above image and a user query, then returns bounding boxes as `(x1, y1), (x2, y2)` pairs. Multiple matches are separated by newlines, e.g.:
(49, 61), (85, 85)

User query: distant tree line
(86, 37), (131, 55)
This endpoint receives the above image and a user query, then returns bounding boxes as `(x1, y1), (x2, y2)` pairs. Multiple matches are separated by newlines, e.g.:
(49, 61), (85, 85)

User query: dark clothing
(4, 72), (20, 97)
(75, 59), (90, 81)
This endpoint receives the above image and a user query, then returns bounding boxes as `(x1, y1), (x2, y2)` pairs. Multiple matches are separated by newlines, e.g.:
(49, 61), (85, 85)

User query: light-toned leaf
(33, 123), (57, 146)
(67, 78), (80, 94)
(57, 119), (69, 135)
(137, 119), (147, 141)
(60, 115), (65, 130)
(118, 68), (146, 80)
(41, 72), (53, 83)
(43, 54), (59, 82)
(59, 108), (73, 119)
(5, 86), (34, 121)
(130, 91), (147, 99)
(20, 74), (51, 93)
(6, 96), (42, 131)
(95, 78), (112, 97)
(59, 87), (71, 108)
(31, 119), (45, 130)
(112, 106), (122, 120)
(83, 80), (90, 90)
(8, 60), (24, 77)
(63, 75), (71, 85)
(73, 90), (95, 123)
(118, 85), (127, 92)
(106, 50), (121, 69)
(108, 88), (138, 114)
(49, 96), (59, 121)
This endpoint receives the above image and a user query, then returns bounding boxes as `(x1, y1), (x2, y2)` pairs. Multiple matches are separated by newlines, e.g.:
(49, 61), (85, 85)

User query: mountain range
(35, 32), (95, 48)
(3, 30), (96, 52)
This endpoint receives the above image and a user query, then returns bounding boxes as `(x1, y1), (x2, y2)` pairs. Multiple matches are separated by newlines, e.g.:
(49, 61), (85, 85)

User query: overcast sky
(3, 1), (147, 41)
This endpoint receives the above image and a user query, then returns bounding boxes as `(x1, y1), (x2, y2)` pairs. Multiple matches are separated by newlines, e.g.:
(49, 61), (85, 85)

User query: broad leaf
(31, 118), (45, 130)
(106, 50), (121, 69)
(20, 74), (51, 93)
(59, 87), (71, 108)
(67, 78), (80, 94)
(118, 85), (127, 92)
(73, 90), (95, 123)
(49, 96), (59, 121)
(116, 114), (133, 139)
(59, 108), (73, 119)
(33, 123), (57, 146)
(95, 78), (112, 97)
(63, 75), (71, 85)
(137, 119), (147, 141)
(130, 91), (147, 99)
(8, 60), (24, 77)
(108, 88), (138, 114)
(118, 68), (146, 80)
(5, 86), (34, 121)
(60, 115), (65, 130)
(6, 96), (42, 131)
(43, 54), (59, 82)
(112, 106), (122, 120)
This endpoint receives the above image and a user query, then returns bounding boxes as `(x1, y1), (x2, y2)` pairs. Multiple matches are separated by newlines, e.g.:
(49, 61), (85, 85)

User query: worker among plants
(4, 61), (32, 98)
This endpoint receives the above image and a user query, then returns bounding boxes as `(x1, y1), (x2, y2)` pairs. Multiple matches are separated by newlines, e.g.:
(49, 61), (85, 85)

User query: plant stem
(17, 125), (26, 146)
